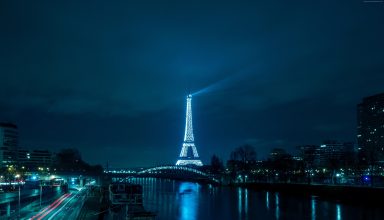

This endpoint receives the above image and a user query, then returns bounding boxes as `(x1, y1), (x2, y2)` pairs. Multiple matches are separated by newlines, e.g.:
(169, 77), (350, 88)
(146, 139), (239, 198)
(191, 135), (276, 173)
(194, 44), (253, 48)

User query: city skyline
(1, 1), (384, 167)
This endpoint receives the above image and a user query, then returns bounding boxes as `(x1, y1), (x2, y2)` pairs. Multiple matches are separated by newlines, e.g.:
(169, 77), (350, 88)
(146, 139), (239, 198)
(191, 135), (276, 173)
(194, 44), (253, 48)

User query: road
(27, 189), (86, 220)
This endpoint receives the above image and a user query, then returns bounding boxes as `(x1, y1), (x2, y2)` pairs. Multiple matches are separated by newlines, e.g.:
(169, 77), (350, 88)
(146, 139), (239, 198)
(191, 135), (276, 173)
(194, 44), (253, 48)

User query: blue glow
(311, 196), (316, 220)
(179, 182), (198, 220)
(192, 65), (259, 96)
(238, 188), (242, 219)
(266, 192), (270, 210)
(244, 188), (248, 219)
(192, 76), (234, 96)
(336, 204), (342, 220)
(176, 94), (203, 166)
(275, 192), (280, 220)
(183, 94), (194, 143)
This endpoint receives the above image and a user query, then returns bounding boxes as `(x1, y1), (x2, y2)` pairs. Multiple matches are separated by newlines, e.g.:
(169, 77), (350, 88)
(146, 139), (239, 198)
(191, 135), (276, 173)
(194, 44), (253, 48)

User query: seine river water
(128, 178), (383, 220)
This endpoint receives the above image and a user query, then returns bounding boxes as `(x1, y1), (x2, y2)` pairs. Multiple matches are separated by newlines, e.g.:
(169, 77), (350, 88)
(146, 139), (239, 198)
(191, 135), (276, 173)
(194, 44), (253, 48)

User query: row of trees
(54, 148), (103, 175)
(205, 144), (382, 185)
(203, 145), (257, 175)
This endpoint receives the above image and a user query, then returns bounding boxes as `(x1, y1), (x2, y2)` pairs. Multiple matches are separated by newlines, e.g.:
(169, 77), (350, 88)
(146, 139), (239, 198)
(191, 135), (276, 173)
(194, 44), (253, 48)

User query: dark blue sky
(1, 1), (383, 167)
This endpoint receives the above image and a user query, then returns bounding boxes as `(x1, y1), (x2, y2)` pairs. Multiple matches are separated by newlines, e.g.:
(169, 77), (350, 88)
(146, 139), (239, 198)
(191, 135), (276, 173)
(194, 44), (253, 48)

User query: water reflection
(336, 204), (342, 220)
(311, 196), (316, 220)
(237, 188), (249, 219)
(275, 192), (280, 220)
(244, 188), (248, 220)
(124, 178), (383, 220)
(178, 182), (198, 220)
(238, 188), (242, 219)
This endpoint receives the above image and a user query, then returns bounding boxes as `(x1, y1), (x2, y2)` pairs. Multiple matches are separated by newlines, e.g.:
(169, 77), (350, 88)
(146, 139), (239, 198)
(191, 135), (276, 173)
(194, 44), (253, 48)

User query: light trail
(30, 193), (71, 220)
(47, 193), (78, 220)
(30, 194), (68, 220)
(37, 193), (71, 220)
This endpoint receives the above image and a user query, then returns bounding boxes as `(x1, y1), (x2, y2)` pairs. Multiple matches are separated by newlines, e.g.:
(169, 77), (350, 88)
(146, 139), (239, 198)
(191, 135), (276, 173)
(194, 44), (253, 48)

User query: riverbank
(77, 186), (109, 220)
(234, 182), (384, 205)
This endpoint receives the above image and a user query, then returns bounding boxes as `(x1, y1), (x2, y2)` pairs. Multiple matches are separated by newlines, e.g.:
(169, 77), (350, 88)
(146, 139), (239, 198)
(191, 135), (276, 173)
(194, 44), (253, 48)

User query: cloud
(0, 0), (383, 166)
(313, 124), (344, 133)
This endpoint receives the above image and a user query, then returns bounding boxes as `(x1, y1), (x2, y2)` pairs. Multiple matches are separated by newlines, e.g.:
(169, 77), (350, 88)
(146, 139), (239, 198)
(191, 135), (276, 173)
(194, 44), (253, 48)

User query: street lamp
(18, 184), (20, 219)
(15, 174), (21, 219)
(39, 180), (43, 209)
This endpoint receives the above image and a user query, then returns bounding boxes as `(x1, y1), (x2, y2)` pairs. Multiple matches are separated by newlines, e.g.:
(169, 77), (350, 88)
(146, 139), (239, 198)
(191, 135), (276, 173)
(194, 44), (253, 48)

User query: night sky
(1, 1), (383, 167)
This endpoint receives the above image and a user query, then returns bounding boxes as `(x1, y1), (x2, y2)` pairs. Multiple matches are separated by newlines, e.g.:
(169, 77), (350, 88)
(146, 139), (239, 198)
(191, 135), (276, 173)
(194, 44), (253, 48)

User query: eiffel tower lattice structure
(176, 94), (203, 166)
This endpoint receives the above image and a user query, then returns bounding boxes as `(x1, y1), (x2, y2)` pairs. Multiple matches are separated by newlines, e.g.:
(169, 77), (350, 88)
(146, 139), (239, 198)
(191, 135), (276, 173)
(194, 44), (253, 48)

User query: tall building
(0, 122), (19, 167)
(269, 148), (289, 161)
(29, 150), (53, 168)
(19, 149), (53, 169)
(176, 94), (203, 166)
(318, 140), (355, 167)
(357, 93), (384, 163)
(298, 145), (320, 167)
(18, 148), (30, 165)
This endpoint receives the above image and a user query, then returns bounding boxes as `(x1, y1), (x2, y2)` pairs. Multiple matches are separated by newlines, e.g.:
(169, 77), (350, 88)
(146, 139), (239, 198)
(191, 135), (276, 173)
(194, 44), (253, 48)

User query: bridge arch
(137, 166), (219, 184)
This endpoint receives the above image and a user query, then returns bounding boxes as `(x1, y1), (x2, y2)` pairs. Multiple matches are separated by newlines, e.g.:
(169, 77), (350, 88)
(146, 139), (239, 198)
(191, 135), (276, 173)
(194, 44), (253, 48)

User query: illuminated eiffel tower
(176, 94), (203, 166)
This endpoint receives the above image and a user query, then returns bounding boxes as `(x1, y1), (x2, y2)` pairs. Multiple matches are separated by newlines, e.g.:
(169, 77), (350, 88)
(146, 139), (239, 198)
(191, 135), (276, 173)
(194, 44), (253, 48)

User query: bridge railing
(106, 166), (220, 184)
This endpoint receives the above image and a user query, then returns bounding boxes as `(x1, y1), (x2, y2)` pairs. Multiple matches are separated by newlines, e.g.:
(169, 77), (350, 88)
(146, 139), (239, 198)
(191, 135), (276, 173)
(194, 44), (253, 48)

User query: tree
(210, 154), (224, 174)
(55, 148), (84, 171)
(230, 144), (257, 164)
(54, 148), (103, 174)
(269, 148), (293, 183)
(228, 144), (257, 175)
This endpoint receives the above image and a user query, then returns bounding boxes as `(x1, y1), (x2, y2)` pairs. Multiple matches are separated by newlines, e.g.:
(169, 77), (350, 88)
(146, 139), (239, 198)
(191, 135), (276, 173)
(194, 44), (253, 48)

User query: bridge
(106, 166), (220, 185)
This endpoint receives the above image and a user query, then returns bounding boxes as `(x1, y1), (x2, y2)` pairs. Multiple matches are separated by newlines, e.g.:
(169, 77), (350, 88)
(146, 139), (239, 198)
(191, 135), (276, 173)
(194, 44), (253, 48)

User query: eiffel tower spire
(176, 94), (203, 166)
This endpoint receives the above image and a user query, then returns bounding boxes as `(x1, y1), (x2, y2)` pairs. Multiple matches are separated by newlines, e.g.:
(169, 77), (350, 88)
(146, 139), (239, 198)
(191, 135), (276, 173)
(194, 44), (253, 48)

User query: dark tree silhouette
(227, 144), (257, 182)
(230, 144), (257, 163)
(54, 148), (103, 174)
(269, 148), (294, 183)
(210, 154), (224, 174)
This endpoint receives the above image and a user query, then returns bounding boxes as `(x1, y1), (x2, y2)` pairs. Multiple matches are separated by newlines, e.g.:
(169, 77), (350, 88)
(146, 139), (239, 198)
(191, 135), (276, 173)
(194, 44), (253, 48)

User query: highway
(27, 189), (86, 220)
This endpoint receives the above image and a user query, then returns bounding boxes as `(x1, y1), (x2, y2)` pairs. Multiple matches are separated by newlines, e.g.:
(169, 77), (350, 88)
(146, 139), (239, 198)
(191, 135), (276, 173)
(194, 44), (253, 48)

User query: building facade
(298, 145), (320, 167)
(0, 122), (19, 167)
(18, 149), (53, 170)
(357, 92), (384, 163)
(319, 140), (355, 167)
(28, 150), (53, 168)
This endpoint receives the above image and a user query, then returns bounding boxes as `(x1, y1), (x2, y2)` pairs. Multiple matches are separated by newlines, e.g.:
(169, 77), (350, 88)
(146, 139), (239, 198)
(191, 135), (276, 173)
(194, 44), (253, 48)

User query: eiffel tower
(176, 94), (203, 166)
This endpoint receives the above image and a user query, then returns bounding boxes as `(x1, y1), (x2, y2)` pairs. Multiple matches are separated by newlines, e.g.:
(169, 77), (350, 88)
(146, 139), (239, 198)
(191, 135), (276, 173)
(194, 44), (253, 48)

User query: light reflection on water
(244, 188), (248, 220)
(336, 204), (342, 220)
(311, 196), (316, 220)
(127, 178), (382, 220)
(237, 187), (249, 220)
(275, 192), (280, 220)
(178, 182), (198, 220)
(238, 188), (242, 220)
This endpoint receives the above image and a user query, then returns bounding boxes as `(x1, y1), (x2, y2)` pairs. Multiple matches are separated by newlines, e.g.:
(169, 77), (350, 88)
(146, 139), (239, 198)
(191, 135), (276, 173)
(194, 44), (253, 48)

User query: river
(128, 178), (383, 220)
